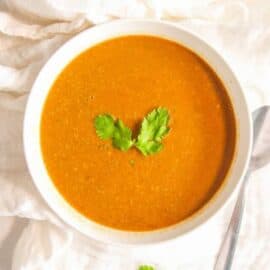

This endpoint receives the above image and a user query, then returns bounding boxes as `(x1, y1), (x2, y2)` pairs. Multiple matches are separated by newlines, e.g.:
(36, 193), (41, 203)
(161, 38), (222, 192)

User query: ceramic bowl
(23, 20), (252, 245)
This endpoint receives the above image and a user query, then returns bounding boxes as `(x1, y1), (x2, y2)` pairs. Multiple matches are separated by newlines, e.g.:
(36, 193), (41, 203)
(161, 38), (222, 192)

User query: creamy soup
(41, 36), (236, 231)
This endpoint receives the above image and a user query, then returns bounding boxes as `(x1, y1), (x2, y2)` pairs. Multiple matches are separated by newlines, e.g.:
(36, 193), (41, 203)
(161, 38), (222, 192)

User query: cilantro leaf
(112, 119), (134, 151)
(138, 265), (155, 270)
(135, 107), (170, 155)
(135, 140), (163, 156)
(94, 114), (115, 139)
(94, 115), (133, 151)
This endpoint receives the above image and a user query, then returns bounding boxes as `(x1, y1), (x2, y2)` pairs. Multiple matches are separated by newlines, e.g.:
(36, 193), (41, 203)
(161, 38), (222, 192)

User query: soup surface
(41, 36), (236, 231)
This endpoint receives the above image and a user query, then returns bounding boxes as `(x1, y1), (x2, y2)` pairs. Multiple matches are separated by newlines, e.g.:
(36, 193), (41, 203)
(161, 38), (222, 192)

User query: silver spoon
(214, 106), (270, 270)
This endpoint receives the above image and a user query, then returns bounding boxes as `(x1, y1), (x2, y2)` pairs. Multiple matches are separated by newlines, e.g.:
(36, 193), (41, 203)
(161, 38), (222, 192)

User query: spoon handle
(214, 171), (251, 270)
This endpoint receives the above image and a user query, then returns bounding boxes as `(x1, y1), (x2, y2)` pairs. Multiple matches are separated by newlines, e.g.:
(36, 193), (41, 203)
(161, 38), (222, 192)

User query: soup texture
(41, 36), (236, 231)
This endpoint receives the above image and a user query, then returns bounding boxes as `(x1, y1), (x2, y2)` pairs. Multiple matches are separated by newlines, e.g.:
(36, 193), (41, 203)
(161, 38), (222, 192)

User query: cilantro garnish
(112, 119), (134, 151)
(94, 107), (170, 156)
(135, 108), (170, 155)
(94, 115), (134, 151)
(138, 265), (155, 270)
(94, 114), (115, 139)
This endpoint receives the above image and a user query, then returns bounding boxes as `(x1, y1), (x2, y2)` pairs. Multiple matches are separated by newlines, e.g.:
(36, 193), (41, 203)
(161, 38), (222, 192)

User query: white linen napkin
(0, 1), (270, 269)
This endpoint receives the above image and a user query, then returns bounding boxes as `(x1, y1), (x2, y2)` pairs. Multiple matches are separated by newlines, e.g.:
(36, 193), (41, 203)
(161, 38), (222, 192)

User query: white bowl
(23, 20), (252, 245)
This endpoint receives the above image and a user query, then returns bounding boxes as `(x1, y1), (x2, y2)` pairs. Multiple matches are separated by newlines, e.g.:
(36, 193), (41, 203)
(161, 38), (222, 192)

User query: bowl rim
(23, 19), (252, 245)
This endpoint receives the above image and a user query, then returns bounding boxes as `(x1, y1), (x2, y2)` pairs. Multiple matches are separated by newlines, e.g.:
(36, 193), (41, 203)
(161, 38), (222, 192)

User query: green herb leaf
(94, 114), (115, 139)
(135, 107), (170, 156)
(136, 141), (163, 156)
(112, 119), (134, 151)
(94, 115), (133, 151)
(138, 265), (155, 270)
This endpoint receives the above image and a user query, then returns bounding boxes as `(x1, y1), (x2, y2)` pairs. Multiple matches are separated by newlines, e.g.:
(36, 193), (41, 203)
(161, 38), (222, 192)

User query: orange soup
(41, 36), (236, 231)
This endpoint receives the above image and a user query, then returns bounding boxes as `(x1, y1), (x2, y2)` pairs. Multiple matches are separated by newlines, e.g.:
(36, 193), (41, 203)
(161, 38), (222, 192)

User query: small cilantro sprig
(94, 114), (115, 139)
(112, 119), (134, 151)
(94, 115), (134, 151)
(138, 265), (155, 270)
(135, 108), (170, 155)
(94, 107), (170, 156)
